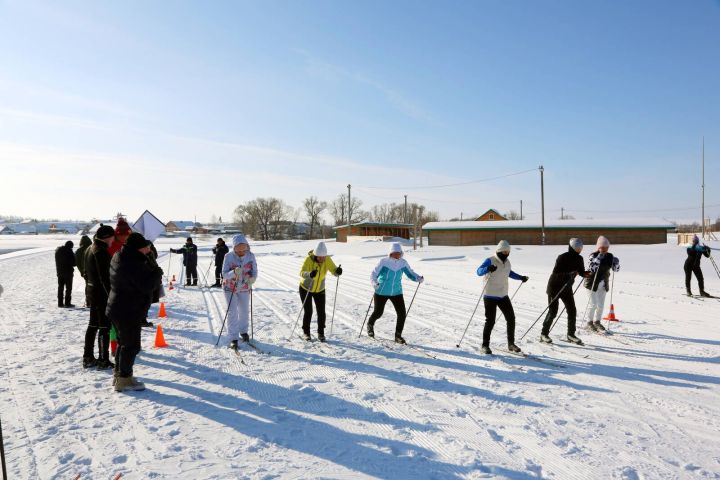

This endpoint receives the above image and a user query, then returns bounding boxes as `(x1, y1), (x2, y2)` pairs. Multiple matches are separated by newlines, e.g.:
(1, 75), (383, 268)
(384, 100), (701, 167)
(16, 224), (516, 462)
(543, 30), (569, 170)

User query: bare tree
(330, 193), (366, 225)
(504, 210), (522, 220)
(370, 203), (405, 223)
(303, 196), (328, 239)
(233, 197), (289, 240)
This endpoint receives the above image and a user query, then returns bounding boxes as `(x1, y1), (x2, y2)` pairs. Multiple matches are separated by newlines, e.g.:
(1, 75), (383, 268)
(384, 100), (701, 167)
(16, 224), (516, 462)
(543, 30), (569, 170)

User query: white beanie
(233, 234), (249, 247)
(496, 240), (511, 253)
(596, 236), (610, 248)
(314, 241), (330, 257)
(569, 238), (583, 250)
(390, 242), (403, 254)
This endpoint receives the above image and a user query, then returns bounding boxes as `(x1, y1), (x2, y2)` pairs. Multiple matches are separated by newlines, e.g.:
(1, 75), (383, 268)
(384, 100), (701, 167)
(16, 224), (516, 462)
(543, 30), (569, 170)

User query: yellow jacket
(299, 251), (339, 293)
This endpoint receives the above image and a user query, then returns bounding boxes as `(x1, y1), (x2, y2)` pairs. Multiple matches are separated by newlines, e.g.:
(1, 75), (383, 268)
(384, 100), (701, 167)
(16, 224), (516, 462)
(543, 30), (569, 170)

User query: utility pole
(702, 137), (705, 239)
(520, 200), (523, 220)
(347, 184), (351, 229)
(460, 212), (463, 221)
(540, 166), (546, 245)
(404, 194), (408, 224)
(561, 207), (564, 220)
(413, 205), (418, 250)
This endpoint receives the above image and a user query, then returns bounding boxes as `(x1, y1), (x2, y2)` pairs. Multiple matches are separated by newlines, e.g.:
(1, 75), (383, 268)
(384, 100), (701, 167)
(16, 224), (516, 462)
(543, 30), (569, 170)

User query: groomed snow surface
(0, 235), (718, 480)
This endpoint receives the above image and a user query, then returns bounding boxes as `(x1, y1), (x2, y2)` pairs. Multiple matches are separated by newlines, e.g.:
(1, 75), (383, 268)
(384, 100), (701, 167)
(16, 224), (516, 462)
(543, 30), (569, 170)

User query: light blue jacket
(370, 256), (421, 297)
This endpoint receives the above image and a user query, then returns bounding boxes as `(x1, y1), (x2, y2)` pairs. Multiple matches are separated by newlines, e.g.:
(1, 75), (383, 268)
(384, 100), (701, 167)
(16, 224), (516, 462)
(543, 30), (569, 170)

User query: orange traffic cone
(154, 324), (168, 348)
(172, 274), (176, 282)
(603, 304), (619, 322)
(158, 302), (167, 318)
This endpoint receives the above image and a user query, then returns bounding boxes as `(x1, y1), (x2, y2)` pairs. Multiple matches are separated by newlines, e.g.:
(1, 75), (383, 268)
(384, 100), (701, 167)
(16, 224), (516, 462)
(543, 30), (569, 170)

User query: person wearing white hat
(539, 238), (590, 345)
(367, 242), (424, 344)
(298, 241), (342, 342)
(475, 240), (528, 354)
(584, 236), (620, 332)
(222, 234), (258, 348)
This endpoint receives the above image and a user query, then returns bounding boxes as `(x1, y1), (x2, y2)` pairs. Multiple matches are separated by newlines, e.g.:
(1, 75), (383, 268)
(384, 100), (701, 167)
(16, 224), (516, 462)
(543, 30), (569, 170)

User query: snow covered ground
(0, 234), (718, 479)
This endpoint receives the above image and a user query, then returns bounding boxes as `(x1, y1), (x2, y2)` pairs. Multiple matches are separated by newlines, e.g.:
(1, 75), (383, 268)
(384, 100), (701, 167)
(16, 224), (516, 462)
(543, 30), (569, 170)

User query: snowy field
(0, 234), (719, 480)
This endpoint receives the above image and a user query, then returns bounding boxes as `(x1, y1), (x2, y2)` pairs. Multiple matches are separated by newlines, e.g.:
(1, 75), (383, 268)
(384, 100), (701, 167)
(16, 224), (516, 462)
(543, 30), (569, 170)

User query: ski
(244, 341), (270, 355)
(497, 348), (568, 368)
(374, 335), (438, 359)
(559, 337), (585, 347)
(228, 344), (247, 365)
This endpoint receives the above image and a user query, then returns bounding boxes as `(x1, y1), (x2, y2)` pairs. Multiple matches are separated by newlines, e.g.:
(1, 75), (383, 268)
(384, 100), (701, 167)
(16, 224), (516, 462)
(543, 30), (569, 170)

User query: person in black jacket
(83, 225), (116, 369)
(170, 237), (198, 286)
(211, 238), (229, 287)
(585, 236), (620, 331)
(540, 238), (590, 345)
(140, 241), (163, 328)
(75, 235), (92, 307)
(107, 232), (162, 392)
(55, 240), (76, 307)
(685, 234), (712, 297)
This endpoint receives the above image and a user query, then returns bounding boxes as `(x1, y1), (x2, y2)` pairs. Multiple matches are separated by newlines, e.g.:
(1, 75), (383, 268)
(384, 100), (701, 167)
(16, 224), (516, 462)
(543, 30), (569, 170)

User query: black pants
(541, 288), (578, 336)
(299, 287), (326, 334)
(113, 319), (141, 378)
(82, 277), (91, 307)
(684, 261), (704, 292)
(368, 294), (407, 336)
(84, 296), (110, 362)
(57, 274), (73, 306)
(215, 264), (223, 284)
(482, 296), (516, 346)
(186, 265), (198, 285)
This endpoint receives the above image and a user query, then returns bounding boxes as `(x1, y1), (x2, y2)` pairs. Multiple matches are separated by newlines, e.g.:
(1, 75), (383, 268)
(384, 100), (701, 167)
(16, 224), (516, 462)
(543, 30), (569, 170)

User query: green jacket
(299, 251), (339, 293)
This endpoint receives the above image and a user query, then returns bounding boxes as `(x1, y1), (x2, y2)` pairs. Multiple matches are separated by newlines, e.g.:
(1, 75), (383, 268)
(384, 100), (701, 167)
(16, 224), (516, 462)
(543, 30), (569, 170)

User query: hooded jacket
(370, 256), (421, 297)
(585, 251), (620, 292)
(55, 243), (76, 277)
(74, 235), (92, 277)
(106, 246), (163, 322)
(299, 251), (339, 293)
(222, 247), (257, 293)
(85, 238), (112, 304)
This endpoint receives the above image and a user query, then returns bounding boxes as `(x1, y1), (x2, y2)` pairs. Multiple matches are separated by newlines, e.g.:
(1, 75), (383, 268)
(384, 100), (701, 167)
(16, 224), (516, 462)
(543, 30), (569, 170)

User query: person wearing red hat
(108, 218), (132, 257)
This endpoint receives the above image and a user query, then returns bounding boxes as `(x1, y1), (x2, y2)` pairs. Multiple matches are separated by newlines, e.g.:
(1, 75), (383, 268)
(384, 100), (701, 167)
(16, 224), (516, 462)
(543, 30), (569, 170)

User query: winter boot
(507, 343), (522, 353)
(686, 288), (693, 297)
(96, 358), (115, 370)
(539, 334), (553, 344)
(185, 282), (191, 287)
(192, 280), (197, 286)
(65, 303), (75, 308)
(58, 301), (64, 308)
(700, 290), (712, 298)
(303, 332), (312, 341)
(480, 345), (493, 355)
(318, 333), (326, 342)
(212, 281), (221, 288)
(367, 323), (375, 338)
(140, 319), (154, 328)
(586, 321), (598, 332)
(394, 335), (406, 345)
(114, 376), (145, 393)
(566, 334), (584, 345)
(593, 321), (606, 332)
(240, 333), (250, 342)
(228, 340), (238, 350)
(83, 357), (97, 369)
(130, 377), (146, 391)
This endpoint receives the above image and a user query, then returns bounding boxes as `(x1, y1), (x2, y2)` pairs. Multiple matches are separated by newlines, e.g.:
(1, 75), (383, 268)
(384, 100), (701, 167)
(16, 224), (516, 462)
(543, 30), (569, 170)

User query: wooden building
(333, 221), (414, 243)
(422, 219), (675, 246)
(475, 209), (507, 221)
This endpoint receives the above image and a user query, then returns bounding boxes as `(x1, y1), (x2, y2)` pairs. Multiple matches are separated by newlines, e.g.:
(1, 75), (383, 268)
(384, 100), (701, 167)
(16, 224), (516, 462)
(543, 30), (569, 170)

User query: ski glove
(488, 265), (498, 272)
(372, 281), (380, 290)
(310, 270), (318, 278)
(233, 267), (242, 277)
(246, 277), (256, 285)
(521, 276), (529, 283)
(417, 275), (424, 284)
(335, 266), (343, 276)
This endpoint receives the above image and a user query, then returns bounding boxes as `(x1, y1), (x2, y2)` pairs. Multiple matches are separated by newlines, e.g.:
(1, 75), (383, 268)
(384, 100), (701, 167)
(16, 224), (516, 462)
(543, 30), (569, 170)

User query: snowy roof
(422, 218), (676, 230)
(333, 221), (414, 230)
(168, 221), (196, 230)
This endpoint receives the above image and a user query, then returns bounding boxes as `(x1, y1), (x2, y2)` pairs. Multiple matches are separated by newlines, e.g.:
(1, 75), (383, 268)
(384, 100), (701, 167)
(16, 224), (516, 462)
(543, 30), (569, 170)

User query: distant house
(475, 209), (507, 221)
(166, 221), (196, 233)
(422, 218), (676, 246)
(333, 221), (414, 243)
(0, 225), (14, 235)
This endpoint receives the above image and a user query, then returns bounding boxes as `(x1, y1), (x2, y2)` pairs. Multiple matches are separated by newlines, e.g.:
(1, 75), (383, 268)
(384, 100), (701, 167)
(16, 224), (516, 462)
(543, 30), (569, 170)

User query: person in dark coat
(685, 234), (712, 297)
(83, 225), (116, 369)
(107, 232), (162, 392)
(540, 238), (590, 345)
(171, 237), (199, 286)
(211, 238), (229, 287)
(75, 235), (92, 307)
(55, 240), (76, 307)
(140, 241), (163, 328)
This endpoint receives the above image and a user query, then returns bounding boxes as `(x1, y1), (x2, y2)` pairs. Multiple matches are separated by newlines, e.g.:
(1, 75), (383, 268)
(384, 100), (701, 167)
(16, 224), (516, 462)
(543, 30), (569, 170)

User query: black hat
(186, 237), (193, 243)
(96, 225), (115, 239)
(65, 240), (74, 248)
(217, 238), (225, 243)
(125, 232), (150, 250)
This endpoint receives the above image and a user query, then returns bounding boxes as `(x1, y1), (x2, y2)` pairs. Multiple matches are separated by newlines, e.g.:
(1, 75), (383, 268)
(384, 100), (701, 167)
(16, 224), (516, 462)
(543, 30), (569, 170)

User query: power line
(564, 203), (720, 215)
(356, 167), (537, 190)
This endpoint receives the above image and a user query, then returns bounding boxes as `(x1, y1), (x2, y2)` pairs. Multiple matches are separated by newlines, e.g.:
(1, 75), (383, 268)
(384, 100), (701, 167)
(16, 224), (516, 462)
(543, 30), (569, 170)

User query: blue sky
(0, 0), (718, 224)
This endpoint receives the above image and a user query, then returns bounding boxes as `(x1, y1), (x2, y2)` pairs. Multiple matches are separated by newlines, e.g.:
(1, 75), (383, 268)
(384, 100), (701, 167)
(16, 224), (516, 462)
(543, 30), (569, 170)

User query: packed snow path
(0, 236), (718, 479)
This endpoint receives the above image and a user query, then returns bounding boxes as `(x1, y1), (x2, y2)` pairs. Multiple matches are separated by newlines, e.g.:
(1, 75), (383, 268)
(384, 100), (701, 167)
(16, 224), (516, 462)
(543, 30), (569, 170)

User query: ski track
(1, 241), (719, 479)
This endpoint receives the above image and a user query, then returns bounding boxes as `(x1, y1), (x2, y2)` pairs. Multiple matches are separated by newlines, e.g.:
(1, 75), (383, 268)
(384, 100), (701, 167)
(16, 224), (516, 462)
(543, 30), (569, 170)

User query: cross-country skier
(83, 225), (115, 369)
(367, 242), (423, 345)
(539, 238), (590, 344)
(298, 241), (342, 342)
(222, 234), (257, 348)
(585, 236), (620, 332)
(476, 240), (528, 354)
(170, 237), (199, 286)
(685, 234), (712, 297)
(211, 238), (229, 287)
(55, 240), (76, 307)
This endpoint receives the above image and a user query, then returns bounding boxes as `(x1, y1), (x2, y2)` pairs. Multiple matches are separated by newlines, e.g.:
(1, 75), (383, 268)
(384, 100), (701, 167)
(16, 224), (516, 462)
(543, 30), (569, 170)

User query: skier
(298, 241), (342, 342)
(83, 225), (116, 369)
(55, 240), (76, 308)
(75, 235), (92, 307)
(222, 234), (257, 348)
(539, 238), (589, 344)
(585, 235), (620, 331)
(684, 234), (712, 297)
(171, 237), (199, 286)
(107, 232), (163, 392)
(211, 238), (229, 287)
(108, 218), (132, 257)
(367, 242), (423, 345)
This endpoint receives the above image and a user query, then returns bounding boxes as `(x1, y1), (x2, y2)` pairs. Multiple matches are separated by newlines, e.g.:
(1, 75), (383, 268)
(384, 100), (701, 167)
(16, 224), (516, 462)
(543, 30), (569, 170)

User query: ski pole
(494, 281), (525, 323)
(250, 287), (254, 340)
(216, 275), (241, 346)
(166, 251), (172, 281)
(605, 269), (616, 331)
(289, 287), (313, 340)
(358, 295), (375, 338)
(548, 280), (583, 334)
(455, 281), (488, 348)
(518, 279), (573, 341)
(579, 267), (601, 326)
(405, 281), (421, 317)
(329, 267), (341, 337)
(1, 415), (7, 480)
(203, 258), (214, 287)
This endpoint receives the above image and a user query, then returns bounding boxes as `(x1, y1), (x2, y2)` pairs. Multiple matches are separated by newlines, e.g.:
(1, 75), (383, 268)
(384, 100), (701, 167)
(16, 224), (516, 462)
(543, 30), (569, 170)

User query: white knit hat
(314, 241), (330, 257)
(496, 240), (511, 253)
(569, 238), (583, 250)
(233, 234), (249, 247)
(596, 236), (610, 248)
(390, 242), (403, 254)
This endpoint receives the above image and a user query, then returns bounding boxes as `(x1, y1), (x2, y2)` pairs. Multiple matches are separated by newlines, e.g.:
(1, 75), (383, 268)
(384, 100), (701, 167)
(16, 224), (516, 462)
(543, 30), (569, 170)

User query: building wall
(335, 226), (411, 243)
(427, 228), (668, 246)
(476, 211), (507, 221)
